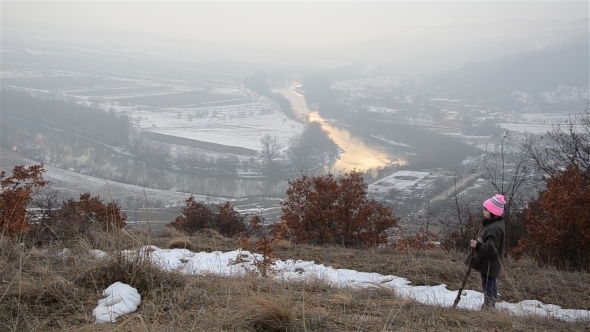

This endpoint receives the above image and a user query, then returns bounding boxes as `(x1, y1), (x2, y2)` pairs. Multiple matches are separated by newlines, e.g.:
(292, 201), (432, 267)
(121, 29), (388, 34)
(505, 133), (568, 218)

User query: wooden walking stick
(453, 247), (475, 308)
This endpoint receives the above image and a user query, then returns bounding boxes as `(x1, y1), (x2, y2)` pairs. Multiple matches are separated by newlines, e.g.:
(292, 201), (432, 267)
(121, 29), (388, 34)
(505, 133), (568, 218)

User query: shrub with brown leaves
(0, 164), (47, 239)
(247, 216), (289, 277)
(514, 166), (590, 271)
(31, 193), (126, 244)
(167, 196), (246, 237)
(59, 193), (127, 229)
(281, 170), (399, 247)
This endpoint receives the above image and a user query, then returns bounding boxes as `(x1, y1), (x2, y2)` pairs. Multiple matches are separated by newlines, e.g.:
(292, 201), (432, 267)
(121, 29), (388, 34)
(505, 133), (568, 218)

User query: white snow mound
(93, 282), (141, 324)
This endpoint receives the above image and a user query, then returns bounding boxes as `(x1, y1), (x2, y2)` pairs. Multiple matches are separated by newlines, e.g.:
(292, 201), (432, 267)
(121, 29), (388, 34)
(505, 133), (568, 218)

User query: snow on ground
(4, 72), (305, 154)
(2, 148), (197, 205)
(498, 112), (588, 135)
(89, 250), (108, 260)
(368, 171), (432, 195)
(499, 123), (553, 135)
(90, 246), (590, 323)
(1, 68), (77, 78)
(365, 106), (398, 114)
(518, 113), (575, 123)
(139, 96), (304, 152)
(93, 282), (141, 324)
(40, 163), (216, 206)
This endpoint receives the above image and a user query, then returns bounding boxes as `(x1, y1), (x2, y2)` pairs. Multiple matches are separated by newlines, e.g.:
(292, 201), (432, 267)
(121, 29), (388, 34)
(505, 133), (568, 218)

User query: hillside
(336, 19), (589, 75)
(1, 229), (589, 331)
(427, 32), (589, 101)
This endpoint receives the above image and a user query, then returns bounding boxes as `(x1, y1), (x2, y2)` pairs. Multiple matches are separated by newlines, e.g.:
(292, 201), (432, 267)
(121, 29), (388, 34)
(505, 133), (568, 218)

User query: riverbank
(274, 86), (407, 173)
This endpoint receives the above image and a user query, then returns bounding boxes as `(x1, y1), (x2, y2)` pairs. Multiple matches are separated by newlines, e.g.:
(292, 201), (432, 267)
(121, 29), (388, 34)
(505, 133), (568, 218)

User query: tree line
(243, 72), (297, 120)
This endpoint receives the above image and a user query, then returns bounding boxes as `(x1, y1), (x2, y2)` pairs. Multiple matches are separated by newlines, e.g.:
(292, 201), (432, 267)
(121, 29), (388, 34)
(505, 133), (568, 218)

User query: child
(470, 194), (506, 308)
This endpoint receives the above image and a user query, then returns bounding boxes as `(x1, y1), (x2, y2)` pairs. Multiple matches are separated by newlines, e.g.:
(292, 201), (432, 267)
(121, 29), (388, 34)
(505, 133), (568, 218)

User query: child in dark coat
(470, 194), (506, 308)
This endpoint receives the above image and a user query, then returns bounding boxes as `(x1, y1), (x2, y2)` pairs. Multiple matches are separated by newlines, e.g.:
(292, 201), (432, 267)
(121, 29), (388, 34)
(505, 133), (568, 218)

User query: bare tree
(260, 134), (284, 167)
(478, 132), (535, 248)
(526, 107), (590, 180)
(436, 173), (480, 250)
(481, 134), (531, 218)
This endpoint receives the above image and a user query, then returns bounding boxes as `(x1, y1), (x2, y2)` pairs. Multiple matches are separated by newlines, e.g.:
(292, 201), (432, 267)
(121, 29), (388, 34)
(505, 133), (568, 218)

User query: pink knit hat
(483, 194), (506, 216)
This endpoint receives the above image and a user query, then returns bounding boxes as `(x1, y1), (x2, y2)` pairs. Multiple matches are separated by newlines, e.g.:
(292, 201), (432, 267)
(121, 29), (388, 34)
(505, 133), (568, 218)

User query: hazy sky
(3, 1), (588, 53)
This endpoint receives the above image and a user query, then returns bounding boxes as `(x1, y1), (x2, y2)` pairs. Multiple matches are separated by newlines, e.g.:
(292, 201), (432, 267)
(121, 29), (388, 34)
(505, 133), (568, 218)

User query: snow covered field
(2, 69), (305, 155)
(368, 170), (433, 196)
(499, 123), (554, 135)
(136, 96), (304, 153)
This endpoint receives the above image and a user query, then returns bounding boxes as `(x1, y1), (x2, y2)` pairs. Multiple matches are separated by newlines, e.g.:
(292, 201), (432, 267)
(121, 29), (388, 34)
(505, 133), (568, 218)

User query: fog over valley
(1, 1), (588, 228)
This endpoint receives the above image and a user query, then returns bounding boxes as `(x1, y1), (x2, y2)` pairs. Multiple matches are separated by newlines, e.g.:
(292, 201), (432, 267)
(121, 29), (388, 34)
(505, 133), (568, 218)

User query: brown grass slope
(1, 229), (589, 332)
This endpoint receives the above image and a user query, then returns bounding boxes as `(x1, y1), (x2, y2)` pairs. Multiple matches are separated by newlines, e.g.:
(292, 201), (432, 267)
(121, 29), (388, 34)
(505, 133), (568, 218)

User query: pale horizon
(3, 2), (588, 54)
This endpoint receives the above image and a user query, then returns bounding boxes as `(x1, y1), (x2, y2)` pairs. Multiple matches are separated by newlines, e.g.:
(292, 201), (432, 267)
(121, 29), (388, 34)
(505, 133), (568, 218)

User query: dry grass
(166, 237), (192, 250)
(274, 245), (590, 311)
(274, 239), (292, 250)
(1, 230), (589, 331)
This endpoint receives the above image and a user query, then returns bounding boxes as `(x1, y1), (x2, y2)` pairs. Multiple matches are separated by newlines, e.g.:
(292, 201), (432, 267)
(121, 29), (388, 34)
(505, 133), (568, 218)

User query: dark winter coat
(471, 216), (505, 278)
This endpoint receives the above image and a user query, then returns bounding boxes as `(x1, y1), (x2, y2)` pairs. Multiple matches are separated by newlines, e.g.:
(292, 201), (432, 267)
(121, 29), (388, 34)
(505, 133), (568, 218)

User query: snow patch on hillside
(89, 246), (590, 323)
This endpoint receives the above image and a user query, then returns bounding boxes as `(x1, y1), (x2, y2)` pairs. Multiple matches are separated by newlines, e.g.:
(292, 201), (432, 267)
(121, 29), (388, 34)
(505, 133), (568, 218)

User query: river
(275, 86), (407, 173)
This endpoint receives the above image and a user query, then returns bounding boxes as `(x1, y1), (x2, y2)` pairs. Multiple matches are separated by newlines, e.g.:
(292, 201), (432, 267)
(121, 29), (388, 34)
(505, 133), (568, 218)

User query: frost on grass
(93, 282), (141, 324)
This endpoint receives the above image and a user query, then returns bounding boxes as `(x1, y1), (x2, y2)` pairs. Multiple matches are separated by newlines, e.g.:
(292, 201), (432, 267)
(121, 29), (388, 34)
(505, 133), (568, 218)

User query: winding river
(275, 86), (407, 173)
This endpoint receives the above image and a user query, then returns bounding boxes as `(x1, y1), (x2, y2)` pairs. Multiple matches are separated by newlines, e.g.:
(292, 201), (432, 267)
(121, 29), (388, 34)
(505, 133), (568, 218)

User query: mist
(3, 1), (588, 74)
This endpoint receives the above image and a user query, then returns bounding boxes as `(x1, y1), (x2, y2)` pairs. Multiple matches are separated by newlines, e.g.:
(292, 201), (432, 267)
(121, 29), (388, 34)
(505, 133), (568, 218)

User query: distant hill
(335, 19), (588, 76)
(427, 31), (589, 101)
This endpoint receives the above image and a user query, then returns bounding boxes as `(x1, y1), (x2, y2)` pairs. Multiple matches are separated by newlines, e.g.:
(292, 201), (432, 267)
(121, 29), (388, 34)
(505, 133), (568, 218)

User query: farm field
(111, 90), (247, 108)
(68, 85), (172, 97)
(1, 75), (130, 90)
(136, 97), (304, 153)
(2, 64), (305, 157)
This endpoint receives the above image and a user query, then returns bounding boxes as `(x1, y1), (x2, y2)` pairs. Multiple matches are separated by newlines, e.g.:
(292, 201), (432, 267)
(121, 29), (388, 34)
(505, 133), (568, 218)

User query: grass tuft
(236, 295), (294, 331)
(167, 237), (192, 250)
